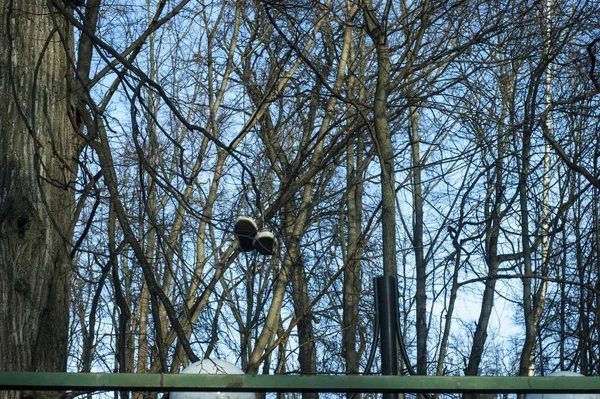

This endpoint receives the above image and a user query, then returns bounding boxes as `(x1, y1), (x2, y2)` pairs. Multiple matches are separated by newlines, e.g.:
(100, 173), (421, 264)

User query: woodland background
(1, 0), (600, 398)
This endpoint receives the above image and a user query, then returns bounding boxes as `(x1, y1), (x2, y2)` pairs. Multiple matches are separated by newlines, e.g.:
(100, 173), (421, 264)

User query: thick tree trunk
(0, 0), (75, 395)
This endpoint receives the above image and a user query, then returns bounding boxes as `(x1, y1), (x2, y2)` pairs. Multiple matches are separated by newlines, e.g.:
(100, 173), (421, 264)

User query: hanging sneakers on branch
(234, 217), (275, 256)
(233, 217), (258, 252)
(253, 231), (275, 256)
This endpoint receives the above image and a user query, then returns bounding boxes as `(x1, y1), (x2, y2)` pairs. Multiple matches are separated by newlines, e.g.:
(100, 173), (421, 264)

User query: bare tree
(0, 1), (76, 397)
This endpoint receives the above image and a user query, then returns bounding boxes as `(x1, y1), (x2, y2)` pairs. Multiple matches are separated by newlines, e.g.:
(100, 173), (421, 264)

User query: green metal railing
(1, 374), (600, 394)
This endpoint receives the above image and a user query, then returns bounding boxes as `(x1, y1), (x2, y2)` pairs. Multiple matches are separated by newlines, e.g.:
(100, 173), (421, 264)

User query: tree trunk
(519, 0), (554, 377)
(362, 0), (396, 278)
(463, 73), (509, 394)
(343, 134), (364, 384)
(290, 250), (317, 399)
(409, 105), (427, 377)
(0, 0), (75, 396)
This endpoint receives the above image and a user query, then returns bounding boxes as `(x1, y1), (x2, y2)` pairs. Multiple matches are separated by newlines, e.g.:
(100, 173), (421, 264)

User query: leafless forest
(2, 0), (600, 394)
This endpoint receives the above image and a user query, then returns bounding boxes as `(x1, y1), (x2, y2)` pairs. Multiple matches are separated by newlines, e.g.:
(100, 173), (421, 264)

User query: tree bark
(343, 133), (364, 383)
(0, 0), (76, 396)
(290, 250), (317, 399)
(409, 105), (427, 377)
(362, 0), (396, 278)
(519, 0), (553, 376)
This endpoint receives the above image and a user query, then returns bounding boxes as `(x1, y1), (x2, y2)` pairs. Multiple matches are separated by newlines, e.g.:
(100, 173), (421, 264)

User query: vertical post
(375, 276), (399, 399)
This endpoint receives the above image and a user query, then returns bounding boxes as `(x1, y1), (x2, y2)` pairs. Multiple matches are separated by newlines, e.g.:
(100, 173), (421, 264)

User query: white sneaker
(253, 231), (275, 256)
(234, 217), (258, 252)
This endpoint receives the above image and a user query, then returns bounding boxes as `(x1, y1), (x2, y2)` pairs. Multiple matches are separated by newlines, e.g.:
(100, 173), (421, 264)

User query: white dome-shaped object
(171, 359), (255, 399)
(526, 371), (600, 399)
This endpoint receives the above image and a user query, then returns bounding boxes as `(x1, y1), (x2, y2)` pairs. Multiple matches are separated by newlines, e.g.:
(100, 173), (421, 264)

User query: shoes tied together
(234, 217), (275, 256)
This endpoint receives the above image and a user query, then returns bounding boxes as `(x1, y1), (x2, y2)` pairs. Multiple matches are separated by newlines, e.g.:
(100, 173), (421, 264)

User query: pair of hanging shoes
(233, 216), (257, 252)
(234, 217), (275, 256)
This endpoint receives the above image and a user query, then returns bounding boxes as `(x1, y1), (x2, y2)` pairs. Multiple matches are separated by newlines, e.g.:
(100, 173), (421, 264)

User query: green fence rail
(1, 373), (600, 394)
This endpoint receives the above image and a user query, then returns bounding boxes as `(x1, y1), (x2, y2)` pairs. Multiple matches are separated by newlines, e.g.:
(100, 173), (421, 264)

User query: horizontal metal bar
(1, 373), (600, 394)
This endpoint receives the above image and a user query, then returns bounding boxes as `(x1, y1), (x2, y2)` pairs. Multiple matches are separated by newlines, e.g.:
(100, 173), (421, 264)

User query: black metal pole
(375, 276), (399, 399)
